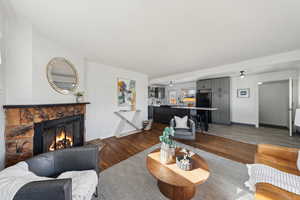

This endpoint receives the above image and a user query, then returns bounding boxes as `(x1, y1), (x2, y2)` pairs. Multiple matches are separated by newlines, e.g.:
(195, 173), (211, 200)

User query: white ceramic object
(160, 143), (175, 164)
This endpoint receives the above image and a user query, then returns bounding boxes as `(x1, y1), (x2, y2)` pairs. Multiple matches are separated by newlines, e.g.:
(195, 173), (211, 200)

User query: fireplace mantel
(3, 102), (89, 166)
(3, 102), (90, 109)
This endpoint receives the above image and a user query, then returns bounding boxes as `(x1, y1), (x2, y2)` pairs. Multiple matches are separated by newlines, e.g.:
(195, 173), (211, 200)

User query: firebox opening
(49, 129), (73, 151)
(33, 115), (84, 155)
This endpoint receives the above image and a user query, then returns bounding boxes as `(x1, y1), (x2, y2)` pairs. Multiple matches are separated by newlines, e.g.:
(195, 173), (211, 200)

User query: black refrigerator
(196, 90), (212, 123)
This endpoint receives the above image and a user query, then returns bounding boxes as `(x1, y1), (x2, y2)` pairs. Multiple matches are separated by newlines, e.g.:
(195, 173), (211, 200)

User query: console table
(114, 110), (142, 137)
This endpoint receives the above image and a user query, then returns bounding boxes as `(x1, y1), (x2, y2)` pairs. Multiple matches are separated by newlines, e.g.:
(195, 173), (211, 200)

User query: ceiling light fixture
(169, 80), (174, 87)
(240, 70), (245, 79)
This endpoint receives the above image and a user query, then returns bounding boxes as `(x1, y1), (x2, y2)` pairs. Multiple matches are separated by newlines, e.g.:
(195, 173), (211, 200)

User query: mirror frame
(46, 57), (79, 95)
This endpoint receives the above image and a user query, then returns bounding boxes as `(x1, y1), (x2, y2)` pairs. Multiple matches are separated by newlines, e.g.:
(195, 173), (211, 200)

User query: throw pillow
(174, 116), (188, 129)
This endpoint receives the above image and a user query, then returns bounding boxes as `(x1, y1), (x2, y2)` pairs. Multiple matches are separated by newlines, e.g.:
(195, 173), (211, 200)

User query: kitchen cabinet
(211, 77), (230, 124)
(148, 106), (154, 119)
(196, 79), (212, 90)
(148, 87), (155, 98)
(154, 87), (165, 99)
(153, 107), (190, 124)
(196, 77), (230, 125)
(149, 87), (165, 99)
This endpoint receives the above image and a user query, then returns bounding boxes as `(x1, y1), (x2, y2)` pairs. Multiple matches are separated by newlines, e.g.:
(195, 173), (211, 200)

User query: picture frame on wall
(117, 78), (136, 110)
(237, 88), (250, 98)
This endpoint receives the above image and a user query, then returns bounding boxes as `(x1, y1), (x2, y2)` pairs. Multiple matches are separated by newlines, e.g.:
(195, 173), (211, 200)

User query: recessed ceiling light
(258, 82), (263, 85)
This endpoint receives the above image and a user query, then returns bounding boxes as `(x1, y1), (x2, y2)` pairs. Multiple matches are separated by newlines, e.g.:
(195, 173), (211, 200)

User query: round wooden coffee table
(146, 148), (210, 200)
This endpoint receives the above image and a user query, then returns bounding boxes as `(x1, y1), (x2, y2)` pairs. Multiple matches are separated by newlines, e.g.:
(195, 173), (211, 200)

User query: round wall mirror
(47, 57), (79, 95)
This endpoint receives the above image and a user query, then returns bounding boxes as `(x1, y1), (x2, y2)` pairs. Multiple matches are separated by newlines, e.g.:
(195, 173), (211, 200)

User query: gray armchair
(170, 118), (196, 140)
(13, 145), (99, 200)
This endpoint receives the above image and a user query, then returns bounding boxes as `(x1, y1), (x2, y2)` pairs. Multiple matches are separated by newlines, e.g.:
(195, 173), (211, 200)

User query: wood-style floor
(99, 123), (256, 171)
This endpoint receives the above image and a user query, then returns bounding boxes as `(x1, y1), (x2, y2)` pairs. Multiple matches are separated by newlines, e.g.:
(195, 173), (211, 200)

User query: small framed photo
(237, 88), (250, 98)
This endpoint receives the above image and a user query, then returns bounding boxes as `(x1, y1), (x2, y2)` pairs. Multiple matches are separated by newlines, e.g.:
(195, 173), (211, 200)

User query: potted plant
(159, 127), (175, 164)
(74, 91), (84, 103)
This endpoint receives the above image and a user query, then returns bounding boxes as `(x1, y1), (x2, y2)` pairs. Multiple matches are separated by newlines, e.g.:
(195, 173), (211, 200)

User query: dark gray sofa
(13, 145), (99, 200)
(170, 118), (196, 140)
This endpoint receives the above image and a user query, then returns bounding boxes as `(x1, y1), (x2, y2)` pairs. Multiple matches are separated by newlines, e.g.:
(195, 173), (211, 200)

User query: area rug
(98, 142), (254, 200)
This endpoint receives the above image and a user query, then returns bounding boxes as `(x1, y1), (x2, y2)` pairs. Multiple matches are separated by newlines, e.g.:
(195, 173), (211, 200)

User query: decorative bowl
(176, 155), (193, 171)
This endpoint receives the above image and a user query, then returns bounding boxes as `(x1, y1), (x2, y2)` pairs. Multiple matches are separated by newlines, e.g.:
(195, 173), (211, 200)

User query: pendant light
(240, 71), (245, 79)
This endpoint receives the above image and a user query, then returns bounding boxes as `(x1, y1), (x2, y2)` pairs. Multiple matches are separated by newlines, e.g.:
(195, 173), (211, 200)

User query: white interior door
(289, 78), (293, 136)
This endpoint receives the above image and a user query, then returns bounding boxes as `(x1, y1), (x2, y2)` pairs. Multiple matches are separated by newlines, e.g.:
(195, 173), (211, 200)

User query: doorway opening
(258, 80), (290, 132)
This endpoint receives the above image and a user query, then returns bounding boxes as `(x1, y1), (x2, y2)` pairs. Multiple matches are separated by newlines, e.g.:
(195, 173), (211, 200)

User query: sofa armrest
(189, 119), (196, 134)
(54, 145), (99, 176)
(13, 179), (72, 200)
(170, 118), (175, 128)
(256, 144), (298, 163)
(27, 145), (99, 177)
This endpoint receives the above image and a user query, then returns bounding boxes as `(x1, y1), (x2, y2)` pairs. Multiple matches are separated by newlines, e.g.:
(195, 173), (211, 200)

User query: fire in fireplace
(34, 115), (84, 155)
(49, 129), (73, 151)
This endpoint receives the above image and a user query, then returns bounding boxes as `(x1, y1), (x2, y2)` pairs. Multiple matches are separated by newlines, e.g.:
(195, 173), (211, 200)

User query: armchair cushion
(170, 118), (196, 140)
(174, 116), (189, 129)
(174, 129), (194, 136)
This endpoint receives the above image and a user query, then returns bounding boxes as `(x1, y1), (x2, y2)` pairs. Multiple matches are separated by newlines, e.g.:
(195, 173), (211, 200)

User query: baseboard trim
(231, 122), (256, 127)
(211, 122), (232, 126)
(116, 129), (142, 138)
(259, 123), (288, 130)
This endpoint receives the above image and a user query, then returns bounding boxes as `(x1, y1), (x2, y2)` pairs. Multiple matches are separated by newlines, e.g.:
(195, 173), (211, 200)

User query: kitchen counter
(172, 106), (218, 111)
(150, 106), (218, 132)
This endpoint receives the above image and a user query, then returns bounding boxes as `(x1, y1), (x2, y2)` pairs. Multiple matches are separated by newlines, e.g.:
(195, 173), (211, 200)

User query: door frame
(256, 78), (293, 136)
(289, 78), (293, 136)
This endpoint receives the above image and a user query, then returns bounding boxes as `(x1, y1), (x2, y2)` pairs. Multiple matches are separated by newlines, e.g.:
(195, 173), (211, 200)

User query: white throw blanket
(58, 170), (98, 200)
(245, 164), (300, 195)
(0, 161), (98, 200)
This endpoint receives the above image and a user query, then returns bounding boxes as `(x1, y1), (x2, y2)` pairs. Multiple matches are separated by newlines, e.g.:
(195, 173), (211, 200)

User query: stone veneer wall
(3, 103), (87, 166)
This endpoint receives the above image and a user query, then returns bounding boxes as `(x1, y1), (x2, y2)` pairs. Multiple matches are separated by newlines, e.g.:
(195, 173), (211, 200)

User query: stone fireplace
(3, 103), (89, 166)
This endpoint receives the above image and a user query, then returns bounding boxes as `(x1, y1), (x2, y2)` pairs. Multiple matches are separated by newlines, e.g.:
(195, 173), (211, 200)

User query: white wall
(259, 81), (289, 127)
(5, 18), (33, 104)
(3, 18), (86, 105)
(231, 70), (298, 126)
(0, 16), (87, 168)
(0, 3), (6, 169)
(2, 15), (150, 143)
(85, 61), (148, 140)
(32, 30), (85, 104)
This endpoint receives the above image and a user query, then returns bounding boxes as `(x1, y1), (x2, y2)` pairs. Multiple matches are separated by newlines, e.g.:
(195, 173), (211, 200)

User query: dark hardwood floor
(99, 123), (256, 171)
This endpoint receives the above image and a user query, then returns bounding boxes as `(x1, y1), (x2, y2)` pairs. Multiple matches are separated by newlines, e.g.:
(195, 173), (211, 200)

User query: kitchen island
(150, 106), (218, 132)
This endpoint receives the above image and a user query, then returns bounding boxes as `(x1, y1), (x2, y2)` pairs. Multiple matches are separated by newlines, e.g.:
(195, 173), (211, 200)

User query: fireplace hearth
(34, 115), (84, 155)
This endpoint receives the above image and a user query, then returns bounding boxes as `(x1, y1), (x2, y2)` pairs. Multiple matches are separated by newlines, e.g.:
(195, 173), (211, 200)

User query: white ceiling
(7, 0), (300, 78)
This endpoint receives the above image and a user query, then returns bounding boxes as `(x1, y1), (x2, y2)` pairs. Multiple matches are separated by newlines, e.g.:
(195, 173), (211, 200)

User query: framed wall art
(237, 88), (250, 98)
